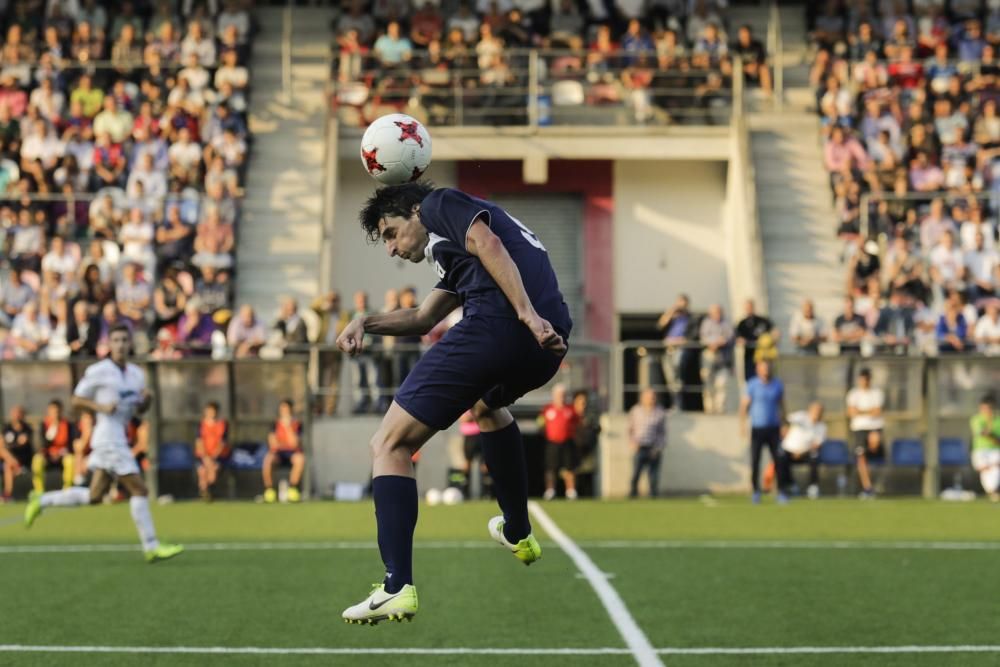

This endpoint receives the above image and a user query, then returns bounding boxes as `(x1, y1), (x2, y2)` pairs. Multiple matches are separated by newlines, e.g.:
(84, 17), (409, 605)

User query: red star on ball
(395, 121), (424, 147)
(362, 147), (385, 173)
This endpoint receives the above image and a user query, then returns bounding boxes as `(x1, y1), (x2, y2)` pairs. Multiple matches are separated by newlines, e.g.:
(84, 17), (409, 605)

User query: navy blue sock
(372, 475), (418, 594)
(480, 420), (531, 543)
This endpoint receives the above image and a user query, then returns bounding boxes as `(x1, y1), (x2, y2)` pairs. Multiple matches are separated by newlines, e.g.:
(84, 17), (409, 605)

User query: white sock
(40, 486), (90, 508)
(981, 466), (1000, 494)
(129, 496), (160, 551)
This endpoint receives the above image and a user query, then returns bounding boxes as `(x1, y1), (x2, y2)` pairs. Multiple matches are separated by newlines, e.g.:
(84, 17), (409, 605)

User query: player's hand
(97, 402), (117, 415)
(337, 318), (366, 356)
(523, 312), (567, 355)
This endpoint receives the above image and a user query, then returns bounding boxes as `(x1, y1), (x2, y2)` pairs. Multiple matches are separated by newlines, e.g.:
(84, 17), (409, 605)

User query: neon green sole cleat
(145, 543), (185, 563)
(488, 516), (542, 565)
(23, 491), (42, 528)
(263, 488), (277, 504)
(342, 583), (418, 625)
(287, 487), (301, 503)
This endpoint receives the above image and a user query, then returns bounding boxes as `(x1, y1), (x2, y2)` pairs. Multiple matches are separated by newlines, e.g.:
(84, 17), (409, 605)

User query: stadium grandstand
(3, 1), (1000, 662)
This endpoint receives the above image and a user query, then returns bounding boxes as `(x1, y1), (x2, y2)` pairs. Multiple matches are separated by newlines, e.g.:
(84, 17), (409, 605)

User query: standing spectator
(349, 290), (379, 414)
(779, 401), (826, 500)
(627, 388), (667, 499)
(395, 287), (422, 386)
(971, 394), (1000, 502)
(735, 299), (777, 380)
(262, 399), (305, 504)
(698, 303), (732, 414)
(572, 390), (601, 475)
(313, 291), (350, 416)
(195, 401), (229, 502)
(975, 301), (1000, 355)
(740, 360), (787, 504)
(846, 368), (885, 499)
(539, 384), (579, 501)
(657, 293), (694, 401)
(32, 400), (76, 493)
(227, 304), (267, 358)
(2, 405), (33, 501)
(789, 299), (826, 354)
(831, 296), (867, 354)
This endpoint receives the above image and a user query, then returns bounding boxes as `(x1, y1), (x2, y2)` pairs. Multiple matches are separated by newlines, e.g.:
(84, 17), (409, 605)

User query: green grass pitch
(1, 498), (999, 666)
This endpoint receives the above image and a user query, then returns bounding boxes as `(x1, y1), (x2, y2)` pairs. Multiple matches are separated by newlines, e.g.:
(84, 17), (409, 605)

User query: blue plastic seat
(158, 442), (195, 471)
(818, 440), (851, 466)
(939, 438), (969, 467)
(891, 439), (925, 467)
(229, 442), (268, 471)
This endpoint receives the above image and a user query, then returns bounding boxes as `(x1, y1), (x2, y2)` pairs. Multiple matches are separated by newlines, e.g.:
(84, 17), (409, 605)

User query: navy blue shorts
(275, 450), (302, 466)
(394, 316), (569, 431)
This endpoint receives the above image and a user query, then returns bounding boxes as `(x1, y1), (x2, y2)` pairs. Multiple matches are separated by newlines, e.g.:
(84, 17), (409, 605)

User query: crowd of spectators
(811, 0), (1000, 356)
(0, 0), (254, 361)
(332, 0), (761, 126)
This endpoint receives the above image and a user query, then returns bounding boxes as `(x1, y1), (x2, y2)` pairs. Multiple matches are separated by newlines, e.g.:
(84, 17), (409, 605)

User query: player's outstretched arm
(466, 220), (566, 354)
(71, 395), (116, 415)
(337, 289), (459, 356)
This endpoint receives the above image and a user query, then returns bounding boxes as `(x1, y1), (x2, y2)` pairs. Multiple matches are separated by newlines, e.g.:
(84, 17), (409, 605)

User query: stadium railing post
(923, 359), (940, 499)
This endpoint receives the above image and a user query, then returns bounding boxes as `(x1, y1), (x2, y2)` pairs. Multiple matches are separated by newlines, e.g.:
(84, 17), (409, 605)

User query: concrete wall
(330, 160), (457, 302)
(613, 160), (731, 314)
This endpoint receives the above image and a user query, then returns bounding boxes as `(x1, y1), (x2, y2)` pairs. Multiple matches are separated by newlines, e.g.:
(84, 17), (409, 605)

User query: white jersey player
(24, 325), (183, 563)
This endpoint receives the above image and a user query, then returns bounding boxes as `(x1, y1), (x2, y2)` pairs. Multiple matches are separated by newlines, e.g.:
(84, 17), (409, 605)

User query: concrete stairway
(750, 110), (844, 344)
(237, 7), (332, 320)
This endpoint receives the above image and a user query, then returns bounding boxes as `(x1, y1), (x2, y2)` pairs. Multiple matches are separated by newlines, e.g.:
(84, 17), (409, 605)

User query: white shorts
(87, 443), (140, 477)
(972, 449), (1000, 470)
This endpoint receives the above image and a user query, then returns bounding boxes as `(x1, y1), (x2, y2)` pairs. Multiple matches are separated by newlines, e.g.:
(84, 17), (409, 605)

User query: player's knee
(292, 452), (305, 465)
(369, 432), (408, 461)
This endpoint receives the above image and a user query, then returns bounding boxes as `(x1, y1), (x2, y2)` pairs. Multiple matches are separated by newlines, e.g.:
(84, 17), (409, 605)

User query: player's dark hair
(206, 401), (220, 412)
(280, 398), (294, 410)
(108, 323), (131, 338)
(858, 368), (871, 379)
(982, 394), (996, 407)
(359, 181), (435, 244)
(49, 399), (63, 410)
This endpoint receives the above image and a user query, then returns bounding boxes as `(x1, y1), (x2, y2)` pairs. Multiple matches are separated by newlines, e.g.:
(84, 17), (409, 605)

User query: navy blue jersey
(419, 188), (572, 334)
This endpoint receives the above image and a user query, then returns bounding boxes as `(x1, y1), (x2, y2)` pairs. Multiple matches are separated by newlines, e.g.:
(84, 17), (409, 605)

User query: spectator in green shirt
(70, 74), (104, 118)
(971, 394), (1000, 502)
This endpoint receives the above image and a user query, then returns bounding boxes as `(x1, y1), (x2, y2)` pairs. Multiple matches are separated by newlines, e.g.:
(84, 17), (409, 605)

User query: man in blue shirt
(337, 182), (571, 625)
(739, 360), (787, 504)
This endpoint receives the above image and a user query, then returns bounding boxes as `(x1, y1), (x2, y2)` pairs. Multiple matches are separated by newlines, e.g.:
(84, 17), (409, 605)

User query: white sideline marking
(1, 644), (999, 657)
(528, 501), (663, 667)
(3, 539), (1000, 555)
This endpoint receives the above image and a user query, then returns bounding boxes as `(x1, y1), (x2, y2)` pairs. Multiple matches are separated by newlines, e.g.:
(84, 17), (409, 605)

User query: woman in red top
(263, 399), (304, 503)
(538, 384), (579, 501)
(195, 401), (229, 501)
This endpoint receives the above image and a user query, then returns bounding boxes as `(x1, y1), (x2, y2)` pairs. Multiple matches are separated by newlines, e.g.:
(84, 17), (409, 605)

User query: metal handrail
(770, 0), (783, 111)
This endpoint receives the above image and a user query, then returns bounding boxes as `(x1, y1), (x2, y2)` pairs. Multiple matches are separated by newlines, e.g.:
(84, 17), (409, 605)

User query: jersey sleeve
(421, 188), (490, 250)
(433, 279), (457, 294)
(73, 364), (103, 399)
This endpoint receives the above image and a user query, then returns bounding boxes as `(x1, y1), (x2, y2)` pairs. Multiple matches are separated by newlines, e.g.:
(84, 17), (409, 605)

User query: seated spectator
(337, 0), (376, 46)
(779, 401), (826, 500)
(447, 1), (480, 43)
(374, 21), (412, 67)
(824, 125), (869, 187)
(2, 405), (33, 501)
(937, 297), (969, 353)
(152, 269), (187, 332)
(928, 229), (965, 293)
(195, 401), (229, 501)
(846, 368), (884, 499)
(127, 153), (168, 204)
(77, 263), (112, 314)
(789, 298), (826, 354)
(965, 231), (999, 301)
(8, 210), (44, 273)
(112, 23), (144, 79)
(32, 399), (75, 493)
(410, 1), (443, 47)
(548, 0), (583, 47)
(920, 198), (955, 250)
(874, 287), (916, 353)
(95, 300), (131, 357)
(831, 296), (867, 354)
(145, 22), (180, 66)
(181, 20), (216, 68)
(271, 296), (308, 351)
(848, 240), (881, 295)
(91, 131), (127, 189)
(262, 399), (305, 504)
(155, 205), (195, 274)
(176, 298), (216, 355)
(909, 151), (944, 192)
(972, 394), (1000, 503)
(116, 261), (151, 331)
(119, 208), (155, 275)
(67, 299), (99, 357)
(0, 269), (36, 328)
(227, 304), (267, 358)
(20, 119), (65, 180)
(194, 267), (233, 316)
(699, 303), (732, 414)
(192, 208), (234, 270)
(206, 128), (246, 173)
(10, 301), (51, 359)
(93, 97), (133, 145)
(168, 127), (201, 190)
(975, 301), (1000, 355)
(218, 0), (251, 46)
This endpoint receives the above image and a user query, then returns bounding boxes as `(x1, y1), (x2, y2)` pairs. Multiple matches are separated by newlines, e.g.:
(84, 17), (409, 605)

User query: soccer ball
(425, 488), (442, 506)
(441, 487), (464, 506)
(360, 113), (433, 185)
